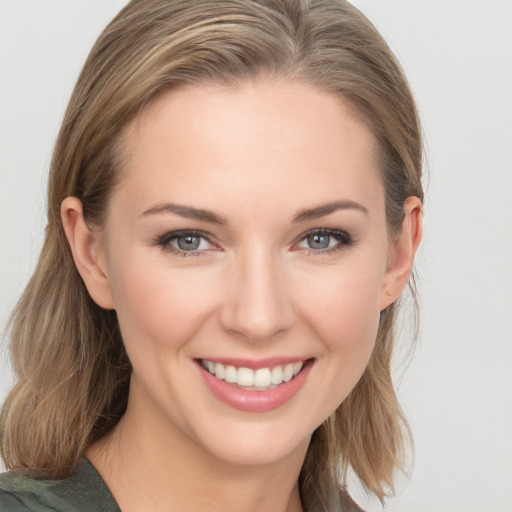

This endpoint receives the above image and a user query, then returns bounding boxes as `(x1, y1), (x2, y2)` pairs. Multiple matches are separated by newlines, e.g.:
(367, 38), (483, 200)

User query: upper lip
(195, 357), (312, 370)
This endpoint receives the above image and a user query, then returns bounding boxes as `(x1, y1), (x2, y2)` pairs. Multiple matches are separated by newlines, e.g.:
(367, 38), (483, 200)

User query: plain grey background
(1, 1), (511, 511)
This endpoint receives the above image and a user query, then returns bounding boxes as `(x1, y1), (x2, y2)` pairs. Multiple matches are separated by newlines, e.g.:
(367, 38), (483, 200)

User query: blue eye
(305, 233), (332, 250)
(296, 229), (353, 253)
(156, 231), (213, 255)
(176, 234), (202, 251)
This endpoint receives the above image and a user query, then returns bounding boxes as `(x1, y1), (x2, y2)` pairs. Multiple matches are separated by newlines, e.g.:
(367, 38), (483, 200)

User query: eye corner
(153, 229), (220, 257)
(291, 228), (355, 256)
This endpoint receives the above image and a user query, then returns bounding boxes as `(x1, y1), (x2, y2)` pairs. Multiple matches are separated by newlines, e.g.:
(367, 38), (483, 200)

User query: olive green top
(0, 459), (120, 512)
(0, 459), (367, 512)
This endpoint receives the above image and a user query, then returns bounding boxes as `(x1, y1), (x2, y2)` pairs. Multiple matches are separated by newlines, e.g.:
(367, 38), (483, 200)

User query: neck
(87, 382), (307, 512)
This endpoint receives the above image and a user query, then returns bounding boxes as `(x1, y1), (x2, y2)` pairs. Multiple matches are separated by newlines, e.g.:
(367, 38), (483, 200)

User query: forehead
(113, 80), (384, 221)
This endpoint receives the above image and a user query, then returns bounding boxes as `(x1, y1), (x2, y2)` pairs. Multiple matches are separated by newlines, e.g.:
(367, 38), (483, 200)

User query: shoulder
(0, 469), (69, 512)
(0, 459), (120, 512)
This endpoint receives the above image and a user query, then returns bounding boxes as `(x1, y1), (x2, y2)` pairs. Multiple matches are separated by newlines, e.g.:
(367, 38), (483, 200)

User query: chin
(191, 419), (312, 468)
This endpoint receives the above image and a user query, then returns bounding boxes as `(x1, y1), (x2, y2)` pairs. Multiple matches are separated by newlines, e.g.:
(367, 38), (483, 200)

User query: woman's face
(97, 81), (400, 466)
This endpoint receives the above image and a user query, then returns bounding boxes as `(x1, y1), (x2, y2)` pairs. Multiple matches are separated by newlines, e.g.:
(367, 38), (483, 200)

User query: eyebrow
(141, 203), (228, 225)
(292, 200), (369, 222)
(141, 199), (368, 224)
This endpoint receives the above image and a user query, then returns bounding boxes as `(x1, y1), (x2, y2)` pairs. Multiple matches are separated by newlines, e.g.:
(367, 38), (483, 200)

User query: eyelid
(153, 227), (355, 257)
(154, 229), (219, 256)
(291, 228), (355, 254)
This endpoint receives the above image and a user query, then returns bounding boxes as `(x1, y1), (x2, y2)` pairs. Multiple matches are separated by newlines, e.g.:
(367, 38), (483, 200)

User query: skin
(62, 80), (422, 512)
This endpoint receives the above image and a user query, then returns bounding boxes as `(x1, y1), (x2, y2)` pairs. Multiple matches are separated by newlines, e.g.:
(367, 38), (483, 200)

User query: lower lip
(197, 360), (313, 413)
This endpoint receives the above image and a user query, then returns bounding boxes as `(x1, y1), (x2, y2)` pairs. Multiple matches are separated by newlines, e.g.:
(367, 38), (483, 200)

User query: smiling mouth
(199, 359), (307, 391)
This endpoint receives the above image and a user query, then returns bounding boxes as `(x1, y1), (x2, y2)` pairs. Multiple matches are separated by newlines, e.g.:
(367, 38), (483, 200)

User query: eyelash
(154, 228), (354, 257)
(293, 228), (355, 256)
(154, 230), (216, 257)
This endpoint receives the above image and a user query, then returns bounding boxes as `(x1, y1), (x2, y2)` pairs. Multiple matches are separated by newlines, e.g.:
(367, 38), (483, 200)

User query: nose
(219, 248), (296, 342)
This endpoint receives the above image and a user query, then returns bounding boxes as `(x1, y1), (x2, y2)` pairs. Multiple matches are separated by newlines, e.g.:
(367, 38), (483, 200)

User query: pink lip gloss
(197, 359), (313, 413)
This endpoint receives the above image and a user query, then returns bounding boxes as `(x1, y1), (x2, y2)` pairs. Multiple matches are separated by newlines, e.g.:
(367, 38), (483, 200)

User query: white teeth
(237, 367), (254, 387)
(271, 366), (283, 385)
(202, 359), (306, 389)
(283, 364), (294, 382)
(215, 362), (225, 380)
(224, 365), (237, 383)
(254, 368), (272, 387)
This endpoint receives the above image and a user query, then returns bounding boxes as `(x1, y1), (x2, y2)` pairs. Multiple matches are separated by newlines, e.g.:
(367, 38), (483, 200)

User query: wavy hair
(1, 1), (423, 509)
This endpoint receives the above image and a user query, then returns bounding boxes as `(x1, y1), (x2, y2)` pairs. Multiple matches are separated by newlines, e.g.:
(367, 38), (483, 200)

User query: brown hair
(0, 0), (423, 509)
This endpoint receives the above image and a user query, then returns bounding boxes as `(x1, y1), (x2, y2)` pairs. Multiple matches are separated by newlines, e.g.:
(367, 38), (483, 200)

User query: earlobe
(379, 196), (423, 310)
(61, 197), (114, 309)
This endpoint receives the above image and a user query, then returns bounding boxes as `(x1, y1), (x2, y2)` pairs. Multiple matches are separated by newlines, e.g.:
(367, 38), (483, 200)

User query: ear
(379, 196), (423, 310)
(61, 197), (114, 309)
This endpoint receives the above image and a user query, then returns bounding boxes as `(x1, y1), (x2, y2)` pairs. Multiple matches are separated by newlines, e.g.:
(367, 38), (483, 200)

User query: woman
(0, 1), (423, 511)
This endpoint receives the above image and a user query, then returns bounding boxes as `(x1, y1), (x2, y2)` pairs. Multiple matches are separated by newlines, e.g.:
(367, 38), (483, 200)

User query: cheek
(106, 255), (218, 357)
(296, 260), (384, 382)
(299, 262), (383, 342)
